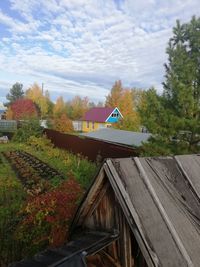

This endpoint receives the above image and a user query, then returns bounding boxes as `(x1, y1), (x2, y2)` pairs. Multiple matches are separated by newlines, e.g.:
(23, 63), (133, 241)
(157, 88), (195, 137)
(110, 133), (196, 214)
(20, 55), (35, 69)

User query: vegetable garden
(0, 137), (97, 266)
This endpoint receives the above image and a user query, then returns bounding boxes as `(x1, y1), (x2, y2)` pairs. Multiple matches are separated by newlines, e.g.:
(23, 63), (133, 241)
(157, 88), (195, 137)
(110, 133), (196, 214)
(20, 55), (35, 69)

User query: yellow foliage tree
(26, 83), (49, 118)
(105, 80), (123, 108)
(106, 81), (143, 131)
(53, 96), (66, 118)
(53, 114), (74, 133)
(70, 96), (89, 120)
(6, 107), (13, 120)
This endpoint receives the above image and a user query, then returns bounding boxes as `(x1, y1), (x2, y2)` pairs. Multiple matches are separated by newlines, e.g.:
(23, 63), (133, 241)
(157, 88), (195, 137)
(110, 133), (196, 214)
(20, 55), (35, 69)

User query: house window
(92, 122), (95, 129)
(87, 121), (89, 128)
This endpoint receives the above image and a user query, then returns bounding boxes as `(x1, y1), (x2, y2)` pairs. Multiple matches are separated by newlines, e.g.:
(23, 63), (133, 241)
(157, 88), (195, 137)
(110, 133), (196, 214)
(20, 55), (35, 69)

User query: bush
(12, 119), (43, 143)
(15, 178), (83, 256)
(27, 135), (54, 151)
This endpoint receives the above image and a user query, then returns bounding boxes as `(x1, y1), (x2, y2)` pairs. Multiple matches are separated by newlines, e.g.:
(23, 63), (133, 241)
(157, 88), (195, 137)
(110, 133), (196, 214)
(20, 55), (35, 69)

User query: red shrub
(16, 178), (83, 250)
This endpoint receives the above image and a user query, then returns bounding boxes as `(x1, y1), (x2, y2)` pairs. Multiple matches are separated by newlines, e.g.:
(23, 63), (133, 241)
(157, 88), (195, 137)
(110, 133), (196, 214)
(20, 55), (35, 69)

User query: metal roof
(81, 128), (151, 147)
(72, 154), (200, 267)
(82, 107), (114, 122)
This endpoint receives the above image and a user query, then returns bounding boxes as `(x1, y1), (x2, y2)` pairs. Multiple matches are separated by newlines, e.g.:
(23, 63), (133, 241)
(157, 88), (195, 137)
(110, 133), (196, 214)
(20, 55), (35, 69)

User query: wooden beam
(71, 168), (106, 228)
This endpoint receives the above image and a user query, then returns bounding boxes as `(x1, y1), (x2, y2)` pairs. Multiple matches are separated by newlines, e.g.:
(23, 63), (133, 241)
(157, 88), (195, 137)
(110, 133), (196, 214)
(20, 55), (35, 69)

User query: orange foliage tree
(53, 113), (74, 133)
(6, 106), (14, 119)
(106, 81), (142, 131)
(105, 80), (123, 108)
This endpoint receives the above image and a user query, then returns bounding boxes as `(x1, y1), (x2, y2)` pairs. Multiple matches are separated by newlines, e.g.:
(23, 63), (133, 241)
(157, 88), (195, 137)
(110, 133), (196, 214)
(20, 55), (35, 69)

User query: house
(11, 154), (200, 266)
(80, 128), (151, 147)
(81, 107), (123, 133)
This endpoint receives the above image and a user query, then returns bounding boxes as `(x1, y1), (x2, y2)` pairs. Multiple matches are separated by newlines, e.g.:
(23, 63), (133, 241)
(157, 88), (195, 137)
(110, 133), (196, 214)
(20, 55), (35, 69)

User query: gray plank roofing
(108, 155), (200, 266)
(72, 154), (200, 266)
(80, 128), (151, 147)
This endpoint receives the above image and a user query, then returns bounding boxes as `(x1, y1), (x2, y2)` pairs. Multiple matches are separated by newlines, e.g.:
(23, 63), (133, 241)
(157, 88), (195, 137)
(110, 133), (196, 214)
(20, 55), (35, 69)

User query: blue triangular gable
(106, 108), (122, 123)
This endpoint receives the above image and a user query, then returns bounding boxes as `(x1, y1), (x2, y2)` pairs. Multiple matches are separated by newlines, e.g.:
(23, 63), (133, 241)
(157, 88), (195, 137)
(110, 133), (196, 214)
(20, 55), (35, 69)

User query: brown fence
(44, 129), (139, 162)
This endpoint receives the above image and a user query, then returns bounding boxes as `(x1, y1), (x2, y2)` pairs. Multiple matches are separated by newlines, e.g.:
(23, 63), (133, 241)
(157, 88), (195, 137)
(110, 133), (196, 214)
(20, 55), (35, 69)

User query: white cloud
(0, 0), (199, 102)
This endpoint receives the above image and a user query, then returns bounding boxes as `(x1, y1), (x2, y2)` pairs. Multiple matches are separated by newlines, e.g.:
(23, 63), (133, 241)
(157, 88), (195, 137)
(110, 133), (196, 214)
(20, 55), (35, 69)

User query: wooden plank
(121, 213), (132, 267)
(86, 181), (110, 220)
(104, 161), (156, 267)
(175, 155), (200, 200)
(71, 168), (105, 228)
(99, 251), (122, 267)
(134, 157), (193, 267)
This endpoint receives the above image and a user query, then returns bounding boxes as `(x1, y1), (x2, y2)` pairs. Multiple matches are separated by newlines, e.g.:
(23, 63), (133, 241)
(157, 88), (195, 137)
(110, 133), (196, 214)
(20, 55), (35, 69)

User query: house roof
(80, 128), (151, 147)
(82, 107), (114, 123)
(10, 230), (119, 267)
(72, 154), (200, 267)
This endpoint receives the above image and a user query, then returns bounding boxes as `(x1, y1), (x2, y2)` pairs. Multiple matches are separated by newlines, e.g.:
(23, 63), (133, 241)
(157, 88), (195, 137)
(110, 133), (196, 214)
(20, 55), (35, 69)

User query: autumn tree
(115, 89), (140, 131)
(6, 107), (14, 120)
(105, 80), (123, 108)
(10, 99), (38, 120)
(53, 96), (66, 118)
(5, 82), (24, 106)
(53, 113), (74, 133)
(26, 83), (51, 118)
(106, 81), (141, 131)
(70, 96), (90, 120)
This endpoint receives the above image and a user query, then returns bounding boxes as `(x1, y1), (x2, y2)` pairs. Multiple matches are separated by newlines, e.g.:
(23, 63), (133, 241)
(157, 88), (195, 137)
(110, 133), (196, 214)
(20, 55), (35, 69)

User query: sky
(0, 0), (199, 104)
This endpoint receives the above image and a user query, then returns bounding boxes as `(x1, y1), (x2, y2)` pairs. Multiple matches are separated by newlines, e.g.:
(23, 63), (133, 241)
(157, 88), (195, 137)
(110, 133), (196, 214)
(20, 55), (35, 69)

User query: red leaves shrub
(16, 178), (83, 255)
(11, 98), (38, 119)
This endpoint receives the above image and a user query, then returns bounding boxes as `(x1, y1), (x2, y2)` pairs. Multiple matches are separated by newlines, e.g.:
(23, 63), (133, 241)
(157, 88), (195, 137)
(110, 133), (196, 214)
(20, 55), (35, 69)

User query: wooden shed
(11, 155), (200, 266)
(71, 155), (200, 267)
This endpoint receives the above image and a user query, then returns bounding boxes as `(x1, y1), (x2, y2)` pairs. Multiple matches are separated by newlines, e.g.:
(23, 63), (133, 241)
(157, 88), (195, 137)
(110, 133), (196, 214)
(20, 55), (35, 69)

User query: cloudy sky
(0, 0), (199, 103)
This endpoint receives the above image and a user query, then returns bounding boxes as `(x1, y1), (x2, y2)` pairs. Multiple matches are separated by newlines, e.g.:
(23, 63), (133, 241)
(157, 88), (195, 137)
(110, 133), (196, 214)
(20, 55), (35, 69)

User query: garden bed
(0, 139), (97, 265)
(3, 150), (64, 195)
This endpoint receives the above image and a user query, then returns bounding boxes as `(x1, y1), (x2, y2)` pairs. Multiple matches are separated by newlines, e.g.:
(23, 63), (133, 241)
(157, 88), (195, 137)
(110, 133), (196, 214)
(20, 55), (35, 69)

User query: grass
(0, 150), (26, 265)
(0, 139), (97, 189)
(0, 138), (98, 264)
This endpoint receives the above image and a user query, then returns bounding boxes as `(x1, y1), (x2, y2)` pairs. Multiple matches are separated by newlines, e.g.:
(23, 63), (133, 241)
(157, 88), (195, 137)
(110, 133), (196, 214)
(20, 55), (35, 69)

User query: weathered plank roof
(72, 154), (200, 267)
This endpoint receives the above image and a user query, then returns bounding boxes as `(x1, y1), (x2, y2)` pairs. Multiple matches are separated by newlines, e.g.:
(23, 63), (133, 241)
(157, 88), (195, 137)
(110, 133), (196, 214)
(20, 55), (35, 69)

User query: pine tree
(163, 16), (200, 150)
(5, 82), (24, 106)
(140, 16), (200, 155)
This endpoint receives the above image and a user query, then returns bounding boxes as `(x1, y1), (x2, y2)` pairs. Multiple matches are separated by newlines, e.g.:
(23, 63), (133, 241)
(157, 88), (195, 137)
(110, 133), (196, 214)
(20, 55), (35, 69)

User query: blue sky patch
(0, 0), (199, 103)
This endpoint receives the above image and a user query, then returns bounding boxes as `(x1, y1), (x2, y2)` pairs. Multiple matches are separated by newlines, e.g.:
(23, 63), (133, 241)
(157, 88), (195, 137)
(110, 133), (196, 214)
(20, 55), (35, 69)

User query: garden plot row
(3, 150), (64, 195)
